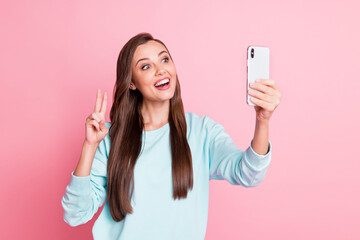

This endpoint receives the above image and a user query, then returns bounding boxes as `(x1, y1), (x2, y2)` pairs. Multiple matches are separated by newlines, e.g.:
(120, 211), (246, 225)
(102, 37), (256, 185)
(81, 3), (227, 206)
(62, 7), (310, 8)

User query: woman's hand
(85, 89), (109, 145)
(248, 79), (282, 122)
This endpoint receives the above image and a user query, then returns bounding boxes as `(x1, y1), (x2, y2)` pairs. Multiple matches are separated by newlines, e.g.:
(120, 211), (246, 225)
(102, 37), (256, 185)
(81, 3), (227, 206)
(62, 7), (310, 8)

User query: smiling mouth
(154, 78), (170, 88)
(154, 79), (171, 90)
(155, 81), (169, 88)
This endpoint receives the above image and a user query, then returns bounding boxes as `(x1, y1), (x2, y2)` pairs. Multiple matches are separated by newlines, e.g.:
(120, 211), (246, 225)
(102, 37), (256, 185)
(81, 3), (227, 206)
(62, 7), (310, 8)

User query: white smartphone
(247, 46), (270, 106)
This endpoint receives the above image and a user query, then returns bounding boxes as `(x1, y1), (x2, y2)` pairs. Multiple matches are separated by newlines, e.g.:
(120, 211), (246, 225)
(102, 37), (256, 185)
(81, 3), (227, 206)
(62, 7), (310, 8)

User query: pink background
(1, 0), (359, 239)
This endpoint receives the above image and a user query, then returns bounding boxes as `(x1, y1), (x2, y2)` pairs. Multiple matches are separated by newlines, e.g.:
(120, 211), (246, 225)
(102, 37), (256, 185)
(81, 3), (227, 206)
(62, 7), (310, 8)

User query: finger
(99, 120), (108, 133)
(94, 89), (102, 113)
(250, 97), (275, 111)
(100, 91), (107, 114)
(251, 83), (275, 96)
(88, 112), (101, 122)
(248, 89), (272, 103)
(256, 79), (279, 90)
(89, 119), (100, 131)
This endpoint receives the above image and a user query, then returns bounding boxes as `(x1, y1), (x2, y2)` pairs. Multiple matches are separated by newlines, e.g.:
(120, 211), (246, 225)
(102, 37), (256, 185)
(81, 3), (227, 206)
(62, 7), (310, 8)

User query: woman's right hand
(85, 89), (109, 145)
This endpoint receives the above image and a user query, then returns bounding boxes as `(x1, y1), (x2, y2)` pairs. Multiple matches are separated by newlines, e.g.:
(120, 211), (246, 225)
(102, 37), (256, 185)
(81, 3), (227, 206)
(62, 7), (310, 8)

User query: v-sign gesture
(85, 89), (109, 145)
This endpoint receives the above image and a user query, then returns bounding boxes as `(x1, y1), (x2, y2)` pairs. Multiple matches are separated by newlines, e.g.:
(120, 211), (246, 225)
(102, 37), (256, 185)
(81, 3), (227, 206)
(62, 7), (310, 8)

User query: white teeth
(154, 78), (170, 87)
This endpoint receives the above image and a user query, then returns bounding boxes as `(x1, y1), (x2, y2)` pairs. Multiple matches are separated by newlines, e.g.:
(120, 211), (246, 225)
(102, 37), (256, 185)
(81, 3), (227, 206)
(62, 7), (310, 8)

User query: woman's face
(131, 40), (177, 103)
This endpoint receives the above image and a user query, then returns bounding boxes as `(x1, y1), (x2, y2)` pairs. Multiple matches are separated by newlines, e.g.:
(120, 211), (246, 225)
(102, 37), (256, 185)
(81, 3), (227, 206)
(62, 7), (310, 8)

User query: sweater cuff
(245, 140), (272, 169)
(68, 171), (91, 194)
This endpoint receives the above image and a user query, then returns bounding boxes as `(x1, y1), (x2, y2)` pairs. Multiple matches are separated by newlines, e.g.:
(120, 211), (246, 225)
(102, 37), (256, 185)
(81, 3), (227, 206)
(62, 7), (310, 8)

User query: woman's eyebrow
(136, 51), (168, 66)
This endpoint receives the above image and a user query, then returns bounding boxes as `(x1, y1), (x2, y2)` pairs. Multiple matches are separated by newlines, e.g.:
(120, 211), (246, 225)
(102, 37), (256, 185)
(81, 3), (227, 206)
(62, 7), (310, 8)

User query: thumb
(99, 120), (108, 132)
(99, 120), (104, 130)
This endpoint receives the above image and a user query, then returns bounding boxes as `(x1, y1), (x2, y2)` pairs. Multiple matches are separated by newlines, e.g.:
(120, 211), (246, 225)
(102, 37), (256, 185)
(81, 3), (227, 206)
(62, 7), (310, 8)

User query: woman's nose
(156, 66), (166, 75)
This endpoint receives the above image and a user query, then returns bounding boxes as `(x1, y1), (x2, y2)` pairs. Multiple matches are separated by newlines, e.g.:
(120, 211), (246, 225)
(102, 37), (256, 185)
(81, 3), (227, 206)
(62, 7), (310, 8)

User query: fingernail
(256, 79), (261, 82)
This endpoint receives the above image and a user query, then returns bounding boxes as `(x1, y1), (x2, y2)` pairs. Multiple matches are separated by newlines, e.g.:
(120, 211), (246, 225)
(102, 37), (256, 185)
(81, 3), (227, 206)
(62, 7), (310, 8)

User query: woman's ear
(130, 82), (136, 90)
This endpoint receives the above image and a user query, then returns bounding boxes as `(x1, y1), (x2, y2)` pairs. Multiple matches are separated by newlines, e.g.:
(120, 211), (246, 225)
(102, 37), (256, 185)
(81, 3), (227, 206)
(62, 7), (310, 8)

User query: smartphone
(247, 46), (270, 106)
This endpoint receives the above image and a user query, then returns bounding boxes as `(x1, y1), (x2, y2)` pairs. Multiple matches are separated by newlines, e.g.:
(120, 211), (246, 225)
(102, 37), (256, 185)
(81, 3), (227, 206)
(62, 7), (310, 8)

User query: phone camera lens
(251, 48), (254, 58)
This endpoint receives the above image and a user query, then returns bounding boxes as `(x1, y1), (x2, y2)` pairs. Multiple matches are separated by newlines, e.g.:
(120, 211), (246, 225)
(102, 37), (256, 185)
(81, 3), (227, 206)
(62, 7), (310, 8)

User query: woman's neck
(141, 99), (170, 131)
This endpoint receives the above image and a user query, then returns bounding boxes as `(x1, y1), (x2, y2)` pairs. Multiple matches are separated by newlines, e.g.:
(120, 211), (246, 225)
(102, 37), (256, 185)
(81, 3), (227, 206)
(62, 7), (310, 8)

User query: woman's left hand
(248, 79), (282, 122)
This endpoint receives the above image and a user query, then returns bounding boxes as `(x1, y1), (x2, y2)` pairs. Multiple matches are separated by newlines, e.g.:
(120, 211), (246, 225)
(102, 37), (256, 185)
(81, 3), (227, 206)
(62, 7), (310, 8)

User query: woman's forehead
(134, 41), (166, 59)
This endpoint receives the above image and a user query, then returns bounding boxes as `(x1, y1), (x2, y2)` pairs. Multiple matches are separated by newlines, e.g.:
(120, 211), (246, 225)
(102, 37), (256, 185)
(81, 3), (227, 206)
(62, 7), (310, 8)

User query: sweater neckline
(142, 122), (170, 138)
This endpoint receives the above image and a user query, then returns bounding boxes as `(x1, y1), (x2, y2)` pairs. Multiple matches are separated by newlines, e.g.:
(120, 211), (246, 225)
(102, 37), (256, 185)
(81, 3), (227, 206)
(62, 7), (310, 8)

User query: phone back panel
(247, 46), (270, 106)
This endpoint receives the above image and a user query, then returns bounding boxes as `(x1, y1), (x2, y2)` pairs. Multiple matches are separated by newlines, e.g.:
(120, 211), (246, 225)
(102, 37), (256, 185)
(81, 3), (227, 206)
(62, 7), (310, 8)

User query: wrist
(83, 140), (100, 149)
(256, 118), (270, 125)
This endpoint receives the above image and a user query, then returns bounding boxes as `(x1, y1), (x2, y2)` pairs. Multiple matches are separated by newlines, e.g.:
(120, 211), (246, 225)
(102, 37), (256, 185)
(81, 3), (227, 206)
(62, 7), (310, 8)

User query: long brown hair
(107, 32), (193, 222)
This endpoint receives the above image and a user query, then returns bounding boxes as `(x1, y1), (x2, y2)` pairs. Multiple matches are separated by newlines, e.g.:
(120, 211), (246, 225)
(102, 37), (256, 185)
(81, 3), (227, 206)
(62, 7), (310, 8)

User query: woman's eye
(141, 64), (149, 70)
(141, 57), (169, 70)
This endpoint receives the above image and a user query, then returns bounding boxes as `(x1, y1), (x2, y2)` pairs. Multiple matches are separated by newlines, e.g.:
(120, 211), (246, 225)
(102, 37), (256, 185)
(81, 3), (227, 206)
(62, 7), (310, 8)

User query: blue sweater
(61, 112), (272, 240)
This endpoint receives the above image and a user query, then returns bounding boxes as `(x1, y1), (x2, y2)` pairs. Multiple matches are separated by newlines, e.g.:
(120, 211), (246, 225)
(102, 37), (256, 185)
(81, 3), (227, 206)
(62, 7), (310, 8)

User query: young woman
(61, 32), (282, 240)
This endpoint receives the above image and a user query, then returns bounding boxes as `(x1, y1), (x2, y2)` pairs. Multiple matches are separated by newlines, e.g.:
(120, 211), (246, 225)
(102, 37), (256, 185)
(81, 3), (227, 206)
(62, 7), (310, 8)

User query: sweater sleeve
(61, 136), (108, 227)
(207, 117), (272, 187)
